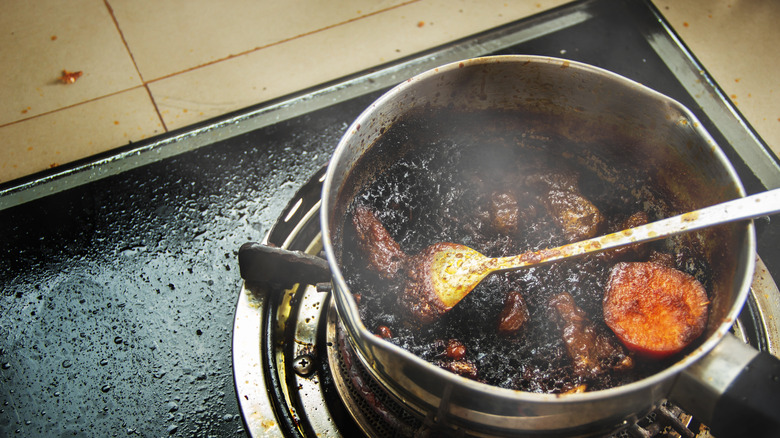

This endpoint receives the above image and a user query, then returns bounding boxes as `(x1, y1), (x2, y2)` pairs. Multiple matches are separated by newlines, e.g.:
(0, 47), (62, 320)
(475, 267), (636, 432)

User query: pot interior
(321, 55), (754, 433)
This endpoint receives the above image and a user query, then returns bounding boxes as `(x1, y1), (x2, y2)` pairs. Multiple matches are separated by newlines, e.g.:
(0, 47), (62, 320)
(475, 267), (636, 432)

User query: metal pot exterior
(321, 56), (754, 436)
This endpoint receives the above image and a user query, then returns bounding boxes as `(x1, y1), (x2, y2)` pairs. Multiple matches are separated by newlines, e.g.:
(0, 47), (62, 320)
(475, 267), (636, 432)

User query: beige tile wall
(2, 0), (778, 184)
(654, 0), (780, 151)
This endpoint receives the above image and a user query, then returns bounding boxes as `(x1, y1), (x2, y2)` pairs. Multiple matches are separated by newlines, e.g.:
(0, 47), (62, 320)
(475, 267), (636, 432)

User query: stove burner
(327, 311), (421, 437)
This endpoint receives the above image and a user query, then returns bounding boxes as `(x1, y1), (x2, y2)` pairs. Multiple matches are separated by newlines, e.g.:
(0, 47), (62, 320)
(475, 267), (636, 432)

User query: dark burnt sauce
(340, 107), (709, 393)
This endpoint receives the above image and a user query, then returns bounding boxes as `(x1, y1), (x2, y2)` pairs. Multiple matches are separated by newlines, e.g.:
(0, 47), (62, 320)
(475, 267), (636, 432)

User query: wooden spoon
(402, 188), (780, 324)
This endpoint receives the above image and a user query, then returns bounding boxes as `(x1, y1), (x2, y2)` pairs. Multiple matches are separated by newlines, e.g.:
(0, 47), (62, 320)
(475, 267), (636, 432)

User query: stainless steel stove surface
(2, 0), (780, 437)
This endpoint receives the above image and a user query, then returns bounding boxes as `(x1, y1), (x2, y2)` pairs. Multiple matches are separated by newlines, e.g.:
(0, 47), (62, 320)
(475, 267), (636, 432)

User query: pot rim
(320, 54), (756, 403)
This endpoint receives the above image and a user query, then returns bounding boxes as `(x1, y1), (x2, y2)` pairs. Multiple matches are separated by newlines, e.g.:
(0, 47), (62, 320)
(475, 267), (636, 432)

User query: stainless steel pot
(320, 55), (779, 437)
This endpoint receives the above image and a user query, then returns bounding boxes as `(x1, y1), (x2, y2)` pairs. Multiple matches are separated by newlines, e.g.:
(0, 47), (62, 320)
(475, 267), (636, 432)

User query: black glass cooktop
(2, 0), (778, 436)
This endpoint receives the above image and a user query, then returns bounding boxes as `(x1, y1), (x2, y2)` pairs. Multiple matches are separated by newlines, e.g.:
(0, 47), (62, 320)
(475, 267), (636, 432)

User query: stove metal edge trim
(642, 1), (780, 190)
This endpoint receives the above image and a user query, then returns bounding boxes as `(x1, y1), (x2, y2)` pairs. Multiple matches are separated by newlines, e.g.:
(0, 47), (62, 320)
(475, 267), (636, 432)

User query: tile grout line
(143, 0), (423, 84)
(103, 0), (168, 132)
(0, 85), (147, 130)
(1, 0), (423, 131)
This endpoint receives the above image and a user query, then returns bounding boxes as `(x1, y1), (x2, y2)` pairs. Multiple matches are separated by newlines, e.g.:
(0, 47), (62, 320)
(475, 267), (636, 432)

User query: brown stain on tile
(5, 0), (423, 134)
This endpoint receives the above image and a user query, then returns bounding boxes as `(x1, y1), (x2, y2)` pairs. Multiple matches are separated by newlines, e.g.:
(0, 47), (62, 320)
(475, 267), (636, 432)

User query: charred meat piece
(489, 191), (520, 234)
(376, 325), (393, 339)
(487, 190), (539, 236)
(399, 242), (454, 324)
(497, 291), (529, 335)
(597, 211), (651, 262)
(443, 360), (479, 380)
(351, 204), (407, 280)
(550, 292), (633, 378)
(648, 250), (676, 268)
(527, 173), (604, 242)
(622, 211), (649, 229)
(562, 384), (588, 394)
(445, 339), (467, 360)
(603, 262), (709, 359)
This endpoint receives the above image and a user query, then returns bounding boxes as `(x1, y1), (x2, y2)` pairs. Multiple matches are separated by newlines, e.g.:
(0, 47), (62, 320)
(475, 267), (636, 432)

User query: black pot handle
(238, 242), (331, 287)
(670, 333), (780, 437)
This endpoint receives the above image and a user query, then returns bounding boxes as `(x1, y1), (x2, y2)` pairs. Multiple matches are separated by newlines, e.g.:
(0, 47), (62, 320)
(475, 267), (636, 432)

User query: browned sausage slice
(603, 262), (709, 359)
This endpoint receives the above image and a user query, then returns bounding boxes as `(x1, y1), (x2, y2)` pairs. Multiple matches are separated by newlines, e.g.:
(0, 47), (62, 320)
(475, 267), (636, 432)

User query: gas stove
(2, 0), (779, 436)
(234, 167), (780, 438)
